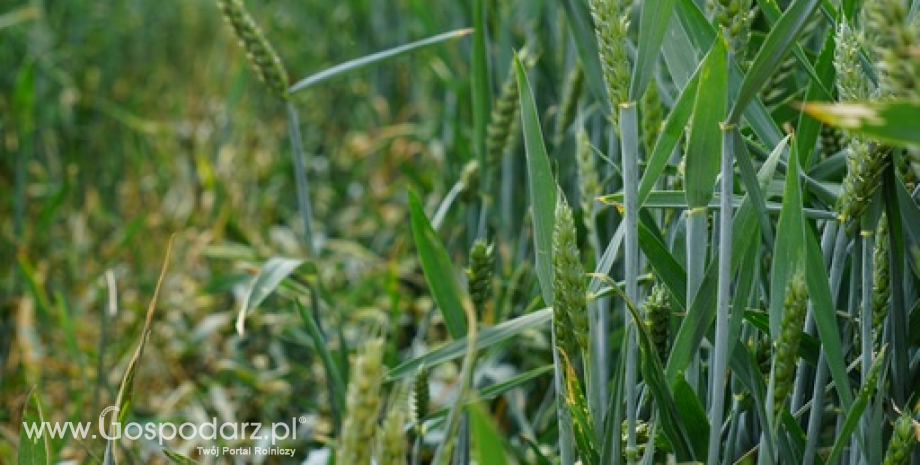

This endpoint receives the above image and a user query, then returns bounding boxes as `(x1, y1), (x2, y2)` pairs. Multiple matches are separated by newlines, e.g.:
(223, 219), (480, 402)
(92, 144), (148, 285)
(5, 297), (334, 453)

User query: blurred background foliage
(0, 0), (561, 461)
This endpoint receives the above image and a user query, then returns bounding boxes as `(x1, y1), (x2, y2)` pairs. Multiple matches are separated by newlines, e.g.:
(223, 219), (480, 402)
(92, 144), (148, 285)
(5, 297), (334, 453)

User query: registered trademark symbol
(299, 416), (307, 424)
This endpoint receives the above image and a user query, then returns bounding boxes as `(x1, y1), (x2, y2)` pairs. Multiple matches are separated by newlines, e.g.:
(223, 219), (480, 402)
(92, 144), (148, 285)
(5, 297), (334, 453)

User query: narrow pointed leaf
(560, 0), (611, 114)
(825, 347), (887, 465)
(803, 225), (855, 408)
(236, 257), (304, 335)
(408, 190), (468, 339)
(514, 53), (556, 305)
(606, 281), (698, 460)
(105, 238), (173, 463)
(387, 309), (551, 379)
(728, 0), (822, 122)
(630, 0), (678, 99)
(684, 37), (726, 209)
(769, 143), (805, 338)
(639, 70), (699, 206)
(18, 387), (51, 465)
(289, 29), (472, 94)
(471, 402), (510, 465)
(471, 0), (490, 165)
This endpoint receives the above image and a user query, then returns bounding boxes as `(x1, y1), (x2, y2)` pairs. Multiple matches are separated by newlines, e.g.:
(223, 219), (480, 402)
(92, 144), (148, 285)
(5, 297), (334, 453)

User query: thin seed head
(375, 405), (408, 465)
(467, 239), (495, 316)
(873, 215), (890, 339)
(553, 194), (588, 358)
(337, 338), (385, 464)
(643, 283), (670, 364)
(217, 0), (290, 100)
(589, 0), (630, 123)
(487, 62), (521, 165)
(713, 0), (755, 67)
(835, 21), (871, 102)
(882, 409), (917, 465)
(576, 128), (600, 240)
(837, 141), (892, 223)
(458, 160), (480, 201)
(410, 365), (430, 429)
(771, 271), (808, 418)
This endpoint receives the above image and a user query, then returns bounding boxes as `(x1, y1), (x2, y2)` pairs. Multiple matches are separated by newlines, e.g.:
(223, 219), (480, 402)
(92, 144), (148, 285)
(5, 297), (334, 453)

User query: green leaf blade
(684, 37), (727, 209)
(514, 53), (556, 305)
(408, 190), (468, 339)
(289, 29), (473, 94)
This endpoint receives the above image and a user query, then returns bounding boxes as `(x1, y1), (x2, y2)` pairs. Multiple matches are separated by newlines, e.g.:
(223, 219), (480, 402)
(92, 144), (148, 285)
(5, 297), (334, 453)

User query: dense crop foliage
(4, 0), (920, 463)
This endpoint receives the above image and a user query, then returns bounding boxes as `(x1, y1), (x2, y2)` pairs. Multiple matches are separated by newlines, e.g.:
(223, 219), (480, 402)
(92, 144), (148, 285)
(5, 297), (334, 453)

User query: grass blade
(289, 29), (472, 94)
(408, 190), (469, 339)
(387, 309), (551, 380)
(599, 275), (698, 460)
(560, 0), (611, 115)
(630, 0), (677, 99)
(728, 0), (822, 122)
(236, 257), (305, 335)
(104, 237), (174, 464)
(639, 71), (698, 206)
(18, 387), (50, 465)
(294, 299), (345, 427)
(769, 142), (805, 339)
(514, 52), (557, 305)
(824, 346), (887, 465)
(684, 37), (726, 209)
(471, 0), (490, 191)
(470, 402), (510, 465)
(803, 224), (855, 408)
(638, 217), (688, 309)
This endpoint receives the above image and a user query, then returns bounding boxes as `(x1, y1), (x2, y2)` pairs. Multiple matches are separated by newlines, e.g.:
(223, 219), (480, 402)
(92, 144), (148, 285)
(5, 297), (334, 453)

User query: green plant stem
(589, 222), (609, 441)
(286, 102), (316, 257)
(707, 123), (734, 465)
(620, 102), (640, 464)
(859, 228), (877, 464)
(685, 209), (707, 394)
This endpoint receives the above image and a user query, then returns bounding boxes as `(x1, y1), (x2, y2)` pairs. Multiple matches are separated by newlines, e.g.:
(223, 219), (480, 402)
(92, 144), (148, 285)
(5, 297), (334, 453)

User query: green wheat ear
(643, 283), (670, 364)
(771, 270), (808, 420)
(713, 0), (755, 66)
(466, 239), (495, 317)
(375, 404), (408, 465)
(486, 60), (521, 166)
(882, 409), (917, 465)
(553, 192), (588, 359)
(872, 214), (890, 341)
(217, 0), (289, 100)
(337, 338), (385, 465)
(589, 0), (629, 123)
(576, 128), (600, 241)
(834, 21), (891, 224)
(410, 364), (430, 429)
